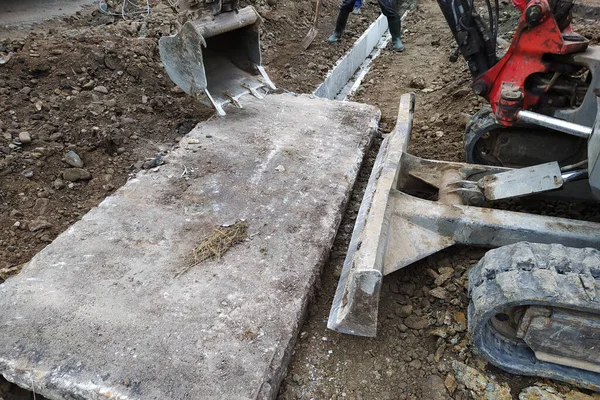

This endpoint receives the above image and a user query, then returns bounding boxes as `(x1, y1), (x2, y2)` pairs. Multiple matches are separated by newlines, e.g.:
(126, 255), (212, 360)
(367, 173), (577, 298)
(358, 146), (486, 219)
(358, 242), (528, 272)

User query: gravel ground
(1, 0), (600, 399)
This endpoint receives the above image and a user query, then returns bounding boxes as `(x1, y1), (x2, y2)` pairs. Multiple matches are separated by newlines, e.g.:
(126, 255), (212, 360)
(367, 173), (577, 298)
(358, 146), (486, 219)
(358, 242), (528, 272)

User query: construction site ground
(1, 0), (600, 399)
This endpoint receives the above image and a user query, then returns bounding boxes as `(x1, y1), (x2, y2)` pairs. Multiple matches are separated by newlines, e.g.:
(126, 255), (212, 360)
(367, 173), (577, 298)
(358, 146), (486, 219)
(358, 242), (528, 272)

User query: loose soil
(279, 1), (600, 399)
(1, 0), (600, 399)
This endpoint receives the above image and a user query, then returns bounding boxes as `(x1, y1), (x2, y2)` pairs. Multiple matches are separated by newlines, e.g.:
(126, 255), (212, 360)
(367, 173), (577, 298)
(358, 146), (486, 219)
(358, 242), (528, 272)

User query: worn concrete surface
(0, 0), (97, 27)
(0, 93), (379, 400)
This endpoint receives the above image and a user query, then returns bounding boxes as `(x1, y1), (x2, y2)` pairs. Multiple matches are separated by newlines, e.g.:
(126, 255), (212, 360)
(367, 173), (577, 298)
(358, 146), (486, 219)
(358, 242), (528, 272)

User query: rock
(408, 359), (422, 369)
(429, 327), (448, 338)
(65, 150), (84, 168)
(434, 343), (445, 362)
(138, 22), (149, 38)
(29, 219), (53, 232)
(22, 170), (34, 178)
(82, 80), (95, 89)
(452, 361), (488, 392)
(565, 390), (598, 400)
(105, 98), (117, 108)
(19, 131), (31, 144)
(453, 311), (467, 332)
(486, 382), (512, 400)
(53, 179), (66, 190)
(435, 267), (454, 286)
(409, 76), (427, 89)
(63, 168), (92, 182)
(33, 198), (50, 216)
(94, 86), (109, 94)
(452, 88), (471, 98)
(435, 131), (444, 138)
(496, 37), (510, 49)
(397, 281), (416, 296)
(459, 113), (471, 128)
(395, 304), (413, 318)
(429, 287), (447, 299)
(422, 375), (450, 400)
(444, 373), (457, 395)
(519, 386), (562, 400)
(404, 315), (428, 330)
(9, 209), (23, 218)
(142, 155), (164, 170)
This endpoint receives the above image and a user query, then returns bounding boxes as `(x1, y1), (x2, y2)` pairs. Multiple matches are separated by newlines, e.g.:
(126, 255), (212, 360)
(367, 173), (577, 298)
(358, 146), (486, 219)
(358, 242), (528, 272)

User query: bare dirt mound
(0, 0), (371, 281)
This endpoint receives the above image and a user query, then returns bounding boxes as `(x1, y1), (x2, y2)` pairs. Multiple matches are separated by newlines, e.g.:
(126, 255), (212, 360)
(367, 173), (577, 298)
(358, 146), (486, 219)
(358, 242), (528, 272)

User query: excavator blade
(159, 6), (276, 116)
(328, 93), (600, 337)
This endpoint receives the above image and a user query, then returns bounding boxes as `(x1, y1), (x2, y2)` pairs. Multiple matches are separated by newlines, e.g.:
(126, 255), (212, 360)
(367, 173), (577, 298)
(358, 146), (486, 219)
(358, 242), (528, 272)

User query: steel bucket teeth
(158, 6), (276, 116)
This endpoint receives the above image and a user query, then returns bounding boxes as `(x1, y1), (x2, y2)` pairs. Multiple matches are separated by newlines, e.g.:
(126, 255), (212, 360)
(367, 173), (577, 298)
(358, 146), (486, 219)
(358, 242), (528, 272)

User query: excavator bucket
(159, 6), (275, 116)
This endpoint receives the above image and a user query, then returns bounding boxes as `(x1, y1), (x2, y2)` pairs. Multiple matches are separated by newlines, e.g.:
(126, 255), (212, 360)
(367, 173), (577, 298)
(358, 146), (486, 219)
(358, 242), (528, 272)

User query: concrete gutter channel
(0, 12), (402, 400)
(314, 10), (410, 101)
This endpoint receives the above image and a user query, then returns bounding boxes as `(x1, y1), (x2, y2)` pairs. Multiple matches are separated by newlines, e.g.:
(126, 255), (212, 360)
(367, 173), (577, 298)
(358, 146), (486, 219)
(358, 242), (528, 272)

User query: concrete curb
(314, 14), (389, 100)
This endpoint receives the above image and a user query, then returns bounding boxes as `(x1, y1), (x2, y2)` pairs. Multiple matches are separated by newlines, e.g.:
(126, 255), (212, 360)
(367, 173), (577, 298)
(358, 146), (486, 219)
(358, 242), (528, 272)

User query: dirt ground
(1, 0), (600, 399)
(0, 0), (381, 282)
(279, 1), (600, 400)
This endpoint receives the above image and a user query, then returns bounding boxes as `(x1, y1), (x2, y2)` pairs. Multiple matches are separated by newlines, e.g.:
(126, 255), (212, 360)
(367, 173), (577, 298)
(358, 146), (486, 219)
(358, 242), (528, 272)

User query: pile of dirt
(0, 0), (371, 281)
(0, 10), (216, 280)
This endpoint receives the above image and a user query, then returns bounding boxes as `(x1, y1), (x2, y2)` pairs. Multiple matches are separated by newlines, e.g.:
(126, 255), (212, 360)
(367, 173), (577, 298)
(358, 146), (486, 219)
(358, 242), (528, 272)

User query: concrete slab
(0, 93), (379, 400)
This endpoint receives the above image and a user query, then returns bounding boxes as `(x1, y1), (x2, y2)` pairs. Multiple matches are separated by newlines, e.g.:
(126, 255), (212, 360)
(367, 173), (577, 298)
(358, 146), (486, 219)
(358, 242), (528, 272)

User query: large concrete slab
(0, 94), (379, 400)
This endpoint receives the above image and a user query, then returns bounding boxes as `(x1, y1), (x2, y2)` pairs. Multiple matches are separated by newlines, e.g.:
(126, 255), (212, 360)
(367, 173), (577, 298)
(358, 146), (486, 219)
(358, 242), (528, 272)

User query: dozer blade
(328, 93), (600, 337)
(159, 6), (276, 116)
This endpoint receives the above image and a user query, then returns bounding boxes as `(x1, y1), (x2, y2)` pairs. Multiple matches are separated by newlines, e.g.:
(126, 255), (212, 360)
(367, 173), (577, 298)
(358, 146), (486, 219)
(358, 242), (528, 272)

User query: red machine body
(473, 0), (588, 125)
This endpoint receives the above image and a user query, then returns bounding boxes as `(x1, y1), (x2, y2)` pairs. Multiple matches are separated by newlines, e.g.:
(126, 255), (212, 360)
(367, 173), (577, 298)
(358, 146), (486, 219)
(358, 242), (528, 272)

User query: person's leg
(328, 0), (355, 42)
(353, 0), (362, 14)
(379, 0), (404, 51)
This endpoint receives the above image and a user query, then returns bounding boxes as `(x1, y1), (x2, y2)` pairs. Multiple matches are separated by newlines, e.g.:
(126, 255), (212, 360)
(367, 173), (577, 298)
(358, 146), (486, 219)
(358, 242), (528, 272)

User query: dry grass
(175, 220), (248, 277)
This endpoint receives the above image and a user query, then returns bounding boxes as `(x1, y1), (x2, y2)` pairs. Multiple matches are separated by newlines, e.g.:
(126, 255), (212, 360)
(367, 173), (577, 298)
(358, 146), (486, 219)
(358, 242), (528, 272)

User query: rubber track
(468, 242), (600, 391)
(464, 106), (497, 165)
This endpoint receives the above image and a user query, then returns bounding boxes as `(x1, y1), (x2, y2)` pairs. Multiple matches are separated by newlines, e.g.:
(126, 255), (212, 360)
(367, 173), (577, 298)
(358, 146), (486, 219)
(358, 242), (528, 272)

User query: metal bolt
(473, 81), (488, 96)
(501, 88), (523, 102)
(526, 5), (543, 24)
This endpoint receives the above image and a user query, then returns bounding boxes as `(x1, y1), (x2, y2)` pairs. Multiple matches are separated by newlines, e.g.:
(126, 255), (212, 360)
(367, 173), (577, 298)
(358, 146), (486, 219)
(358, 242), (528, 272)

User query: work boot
(328, 10), (350, 42)
(387, 16), (404, 52)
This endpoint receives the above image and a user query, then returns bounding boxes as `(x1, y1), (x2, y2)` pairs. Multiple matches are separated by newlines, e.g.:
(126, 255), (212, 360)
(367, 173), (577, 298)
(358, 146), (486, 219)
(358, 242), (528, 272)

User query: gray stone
(404, 315), (428, 330)
(452, 361), (488, 393)
(52, 179), (66, 190)
(422, 375), (450, 400)
(62, 168), (91, 182)
(65, 150), (84, 168)
(519, 387), (562, 400)
(18, 131), (31, 144)
(0, 94), (379, 400)
(429, 287), (447, 299)
(395, 304), (413, 318)
(93, 85), (109, 94)
(32, 198), (49, 216)
(28, 219), (52, 232)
